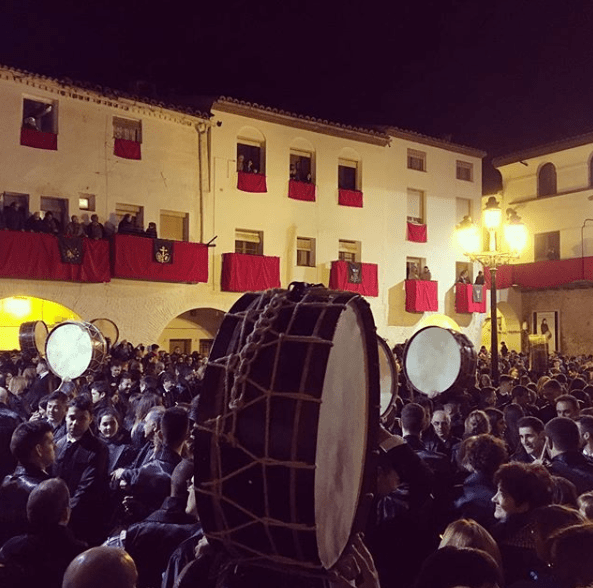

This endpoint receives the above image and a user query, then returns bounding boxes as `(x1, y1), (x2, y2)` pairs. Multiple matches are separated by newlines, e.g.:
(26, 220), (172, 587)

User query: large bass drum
(45, 321), (108, 381)
(194, 284), (379, 576)
(377, 335), (398, 421)
(403, 326), (476, 398)
(19, 321), (48, 357)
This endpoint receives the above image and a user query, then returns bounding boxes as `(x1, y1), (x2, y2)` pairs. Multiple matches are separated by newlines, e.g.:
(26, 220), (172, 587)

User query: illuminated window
(407, 188), (425, 224)
(113, 117), (142, 142)
(296, 237), (316, 267)
(79, 194), (95, 211)
(456, 161), (473, 181)
(338, 239), (361, 263)
(235, 229), (263, 255)
(407, 149), (426, 172)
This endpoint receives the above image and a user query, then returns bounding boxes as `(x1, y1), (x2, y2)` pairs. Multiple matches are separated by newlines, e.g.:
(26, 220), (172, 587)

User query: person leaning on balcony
(420, 266), (432, 281)
(408, 263), (420, 280)
(145, 222), (157, 239)
(475, 271), (485, 285)
(457, 269), (469, 284)
(118, 214), (135, 235)
(24, 211), (44, 233)
(64, 216), (86, 238)
(86, 214), (105, 240)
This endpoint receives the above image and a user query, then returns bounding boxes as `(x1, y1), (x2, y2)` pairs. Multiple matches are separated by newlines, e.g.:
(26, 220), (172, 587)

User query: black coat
(0, 403), (22, 481)
(453, 471), (497, 530)
(549, 450), (593, 494)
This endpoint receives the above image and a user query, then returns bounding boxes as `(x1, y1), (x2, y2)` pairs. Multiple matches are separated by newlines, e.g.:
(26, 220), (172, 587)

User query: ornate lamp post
(455, 196), (527, 386)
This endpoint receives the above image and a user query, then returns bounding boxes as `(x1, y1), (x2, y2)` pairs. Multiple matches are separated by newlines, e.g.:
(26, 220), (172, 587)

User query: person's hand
(330, 534), (381, 588)
(377, 424), (405, 449)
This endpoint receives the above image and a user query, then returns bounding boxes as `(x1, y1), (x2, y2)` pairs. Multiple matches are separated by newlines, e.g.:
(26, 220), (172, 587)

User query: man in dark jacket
(0, 387), (22, 481)
(546, 416), (593, 494)
(53, 395), (109, 545)
(0, 420), (55, 545)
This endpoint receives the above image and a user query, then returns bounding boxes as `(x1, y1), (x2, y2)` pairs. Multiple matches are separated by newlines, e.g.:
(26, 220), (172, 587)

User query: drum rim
(18, 320), (49, 357)
(377, 334), (398, 418)
(403, 326), (473, 396)
(193, 286), (379, 574)
(90, 317), (120, 346)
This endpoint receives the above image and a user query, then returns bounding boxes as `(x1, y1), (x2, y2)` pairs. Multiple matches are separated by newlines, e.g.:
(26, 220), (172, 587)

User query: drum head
(377, 335), (397, 417)
(46, 321), (106, 380)
(19, 321), (48, 357)
(90, 318), (119, 347)
(404, 327), (462, 398)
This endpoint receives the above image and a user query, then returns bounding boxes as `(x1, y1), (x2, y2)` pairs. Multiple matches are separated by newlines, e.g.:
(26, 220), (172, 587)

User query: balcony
(405, 279), (438, 312)
(329, 260), (378, 296)
(455, 283), (486, 313)
(221, 252), (280, 292)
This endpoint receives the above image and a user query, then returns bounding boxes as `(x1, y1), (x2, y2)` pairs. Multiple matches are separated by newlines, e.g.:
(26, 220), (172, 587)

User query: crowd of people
(2, 339), (593, 587)
(0, 203), (159, 240)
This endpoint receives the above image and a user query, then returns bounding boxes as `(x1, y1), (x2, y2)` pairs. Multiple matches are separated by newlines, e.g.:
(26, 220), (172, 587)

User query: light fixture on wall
(4, 297), (32, 319)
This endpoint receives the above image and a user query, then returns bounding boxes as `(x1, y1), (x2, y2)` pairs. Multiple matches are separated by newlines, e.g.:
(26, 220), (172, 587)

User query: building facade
(0, 65), (485, 353)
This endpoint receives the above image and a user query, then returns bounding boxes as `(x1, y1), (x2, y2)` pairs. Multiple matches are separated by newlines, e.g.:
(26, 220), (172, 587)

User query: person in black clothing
(0, 478), (87, 588)
(45, 390), (68, 441)
(474, 270), (485, 285)
(42, 211), (61, 235)
(96, 408), (134, 473)
(118, 214), (136, 235)
(4, 202), (25, 231)
(511, 416), (546, 463)
(25, 211), (45, 232)
(0, 420), (55, 546)
(145, 222), (157, 238)
(0, 387), (22, 481)
(86, 214), (105, 240)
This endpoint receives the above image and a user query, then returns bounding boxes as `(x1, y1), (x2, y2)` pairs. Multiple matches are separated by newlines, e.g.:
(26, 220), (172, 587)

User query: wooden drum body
(19, 321), (48, 357)
(194, 284), (379, 575)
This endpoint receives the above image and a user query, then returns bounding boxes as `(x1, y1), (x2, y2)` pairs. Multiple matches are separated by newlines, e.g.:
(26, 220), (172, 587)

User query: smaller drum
(403, 326), (476, 398)
(377, 335), (398, 419)
(45, 321), (107, 381)
(90, 318), (119, 349)
(19, 321), (48, 357)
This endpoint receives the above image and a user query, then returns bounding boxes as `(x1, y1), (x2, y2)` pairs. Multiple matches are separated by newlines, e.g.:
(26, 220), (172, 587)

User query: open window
(338, 159), (359, 190)
(116, 203), (144, 231)
(296, 237), (316, 267)
(538, 163), (557, 197)
(22, 98), (56, 133)
(534, 231), (560, 261)
(290, 150), (313, 183)
(40, 196), (69, 230)
(338, 239), (361, 263)
(237, 140), (264, 174)
(406, 256), (425, 279)
(235, 229), (263, 255)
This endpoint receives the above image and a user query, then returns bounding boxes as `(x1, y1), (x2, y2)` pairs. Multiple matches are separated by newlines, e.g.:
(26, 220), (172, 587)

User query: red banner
(484, 265), (514, 289)
(512, 258), (582, 289)
(338, 189), (363, 207)
(405, 280), (438, 312)
(20, 128), (58, 150)
(328, 261), (378, 296)
(407, 222), (427, 243)
(0, 231), (109, 282)
(288, 180), (316, 202)
(237, 172), (267, 193)
(114, 138), (142, 160)
(455, 283), (487, 313)
(221, 253), (281, 292)
(112, 234), (208, 283)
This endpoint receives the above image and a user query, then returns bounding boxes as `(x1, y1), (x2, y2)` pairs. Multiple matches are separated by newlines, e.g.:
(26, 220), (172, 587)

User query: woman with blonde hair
(439, 518), (503, 572)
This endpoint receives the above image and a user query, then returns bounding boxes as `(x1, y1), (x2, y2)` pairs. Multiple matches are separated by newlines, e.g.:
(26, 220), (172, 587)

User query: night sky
(2, 0), (593, 189)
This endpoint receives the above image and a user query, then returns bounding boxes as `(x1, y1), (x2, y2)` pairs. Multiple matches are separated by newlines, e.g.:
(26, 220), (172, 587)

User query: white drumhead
(315, 303), (368, 569)
(405, 327), (461, 398)
(34, 321), (48, 351)
(46, 322), (94, 380)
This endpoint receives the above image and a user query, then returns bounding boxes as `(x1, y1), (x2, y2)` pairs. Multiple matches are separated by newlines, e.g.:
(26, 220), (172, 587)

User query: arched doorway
(480, 301), (522, 353)
(0, 296), (80, 350)
(158, 308), (225, 356)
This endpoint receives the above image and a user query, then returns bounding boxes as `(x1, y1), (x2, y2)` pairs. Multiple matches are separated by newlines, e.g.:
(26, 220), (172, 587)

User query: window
(2, 192), (29, 218)
(22, 98), (56, 133)
(407, 149), (426, 172)
(456, 197), (472, 224)
(296, 237), (316, 267)
(338, 239), (361, 263)
(199, 339), (214, 357)
(534, 231), (560, 261)
(456, 261), (472, 284)
(538, 163), (557, 197)
(456, 161), (473, 181)
(406, 257), (425, 279)
(237, 141), (264, 174)
(235, 229), (263, 255)
(338, 159), (358, 191)
(40, 196), (68, 229)
(113, 116), (142, 142)
(160, 210), (189, 242)
(290, 150), (313, 183)
(79, 194), (95, 212)
(407, 188), (425, 224)
(116, 203), (144, 229)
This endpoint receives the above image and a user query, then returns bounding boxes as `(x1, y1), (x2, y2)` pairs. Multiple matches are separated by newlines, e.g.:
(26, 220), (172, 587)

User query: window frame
(407, 149), (426, 172)
(237, 139), (265, 174)
(407, 188), (425, 224)
(235, 228), (264, 256)
(79, 194), (96, 212)
(406, 256), (426, 279)
(113, 116), (142, 143)
(338, 239), (361, 263)
(290, 149), (314, 183)
(22, 97), (57, 134)
(159, 209), (189, 242)
(537, 163), (557, 197)
(338, 158), (359, 191)
(534, 231), (560, 262)
(456, 160), (474, 182)
(296, 236), (316, 267)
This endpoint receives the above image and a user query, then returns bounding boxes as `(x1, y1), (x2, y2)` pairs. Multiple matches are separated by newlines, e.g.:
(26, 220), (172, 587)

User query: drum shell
(403, 326), (477, 397)
(377, 335), (398, 418)
(194, 286), (379, 574)
(19, 321), (48, 357)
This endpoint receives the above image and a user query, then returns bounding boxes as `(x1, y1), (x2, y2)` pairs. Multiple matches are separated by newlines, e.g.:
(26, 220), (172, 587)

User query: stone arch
(480, 300), (522, 352)
(158, 307), (225, 355)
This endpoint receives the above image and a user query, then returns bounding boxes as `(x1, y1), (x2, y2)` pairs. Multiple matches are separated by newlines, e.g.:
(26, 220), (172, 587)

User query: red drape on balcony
(20, 128), (57, 150)
(338, 189), (363, 207)
(455, 283), (487, 313)
(407, 222), (427, 243)
(288, 180), (316, 202)
(513, 258), (583, 289)
(114, 138), (142, 160)
(405, 280), (438, 312)
(221, 253), (281, 292)
(237, 172), (267, 193)
(484, 265), (514, 289)
(112, 234), (208, 283)
(0, 231), (109, 282)
(328, 261), (378, 296)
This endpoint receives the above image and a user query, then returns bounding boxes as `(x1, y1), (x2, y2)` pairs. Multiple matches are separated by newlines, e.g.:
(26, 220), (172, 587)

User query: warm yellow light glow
(483, 197), (502, 231)
(504, 221), (528, 254)
(4, 297), (31, 318)
(456, 221), (481, 254)
(414, 313), (461, 333)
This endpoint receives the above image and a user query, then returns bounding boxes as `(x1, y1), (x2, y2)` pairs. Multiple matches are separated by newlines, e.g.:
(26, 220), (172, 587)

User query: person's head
(71, 215), (79, 224)
(552, 475), (579, 508)
(139, 374), (158, 393)
(578, 491), (593, 519)
(462, 434), (508, 477)
(66, 395), (93, 441)
(543, 379), (563, 402)
(478, 386), (496, 407)
(464, 410), (491, 437)
(492, 462), (554, 520)
(144, 405), (166, 441)
(97, 408), (121, 440)
(401, 403), (426, 436)
(511, 385), (530, 406)
(8, 374), (28, 396)
(160, 406), (189, 450)
(499, 374), (513, 395)
(431, 410), (451, 441)
(545, 417), (581, 457)
(484, 408), (506, 437)
(438, 518), (502, 571)
(415, 546), (502, 588)
(117, 372), (134, 395)
(62, 546), (138, 588)
(162, 372), (176, 391)
(10, 420), (55, 469)
(517, 416), (546, 457)
(550, 524), (593, 588)
(110, 362), (122, 378)
(90, 214), (99, 223)
(531, 504), (585, 564)
(46, 390), (68, 426)
(90, 380), (109, 405)
(556, 394), (581, 420)
(27, 478), (70, 529)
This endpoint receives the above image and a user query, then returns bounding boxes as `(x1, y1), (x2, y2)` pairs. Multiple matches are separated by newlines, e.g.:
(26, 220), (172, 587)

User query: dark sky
(3, 0), (593, 187)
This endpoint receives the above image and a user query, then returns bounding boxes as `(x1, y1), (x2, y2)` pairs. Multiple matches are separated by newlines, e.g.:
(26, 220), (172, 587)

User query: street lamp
(455, 196), (528, 386)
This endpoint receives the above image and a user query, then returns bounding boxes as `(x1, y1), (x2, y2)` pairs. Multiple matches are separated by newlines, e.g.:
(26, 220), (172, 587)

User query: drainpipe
(196, 122), (208, 243)
(581, 219), (593, 280)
